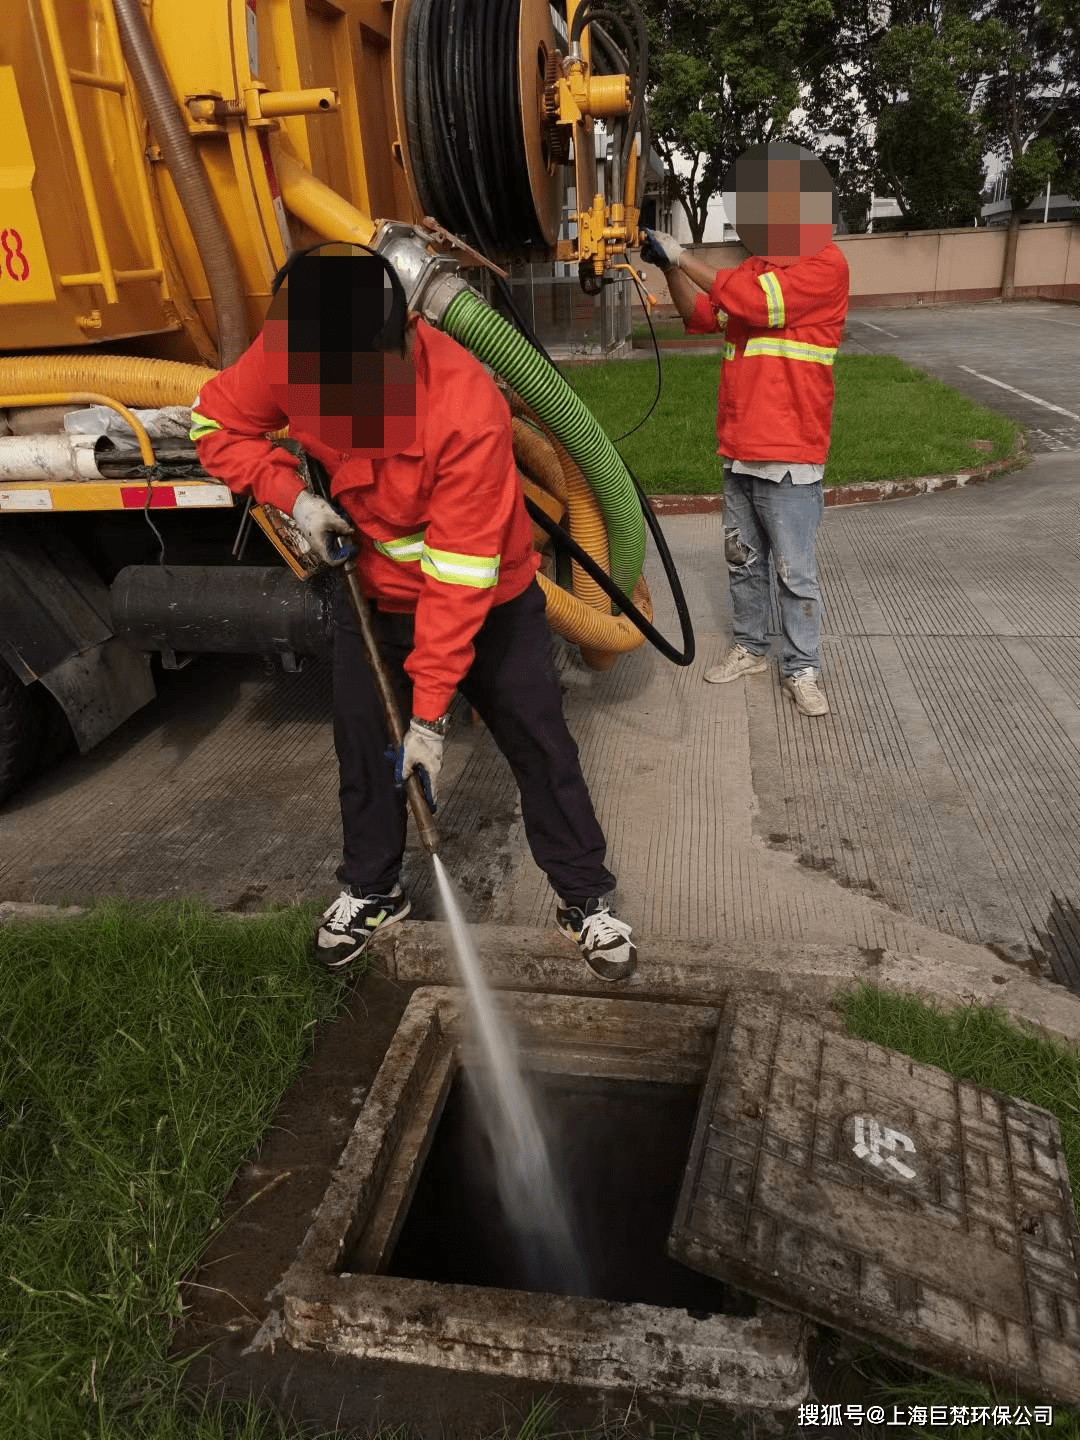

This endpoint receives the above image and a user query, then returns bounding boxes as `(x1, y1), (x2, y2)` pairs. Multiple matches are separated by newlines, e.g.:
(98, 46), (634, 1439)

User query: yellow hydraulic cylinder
(255, 88), (339, 118)
(273, 144), (378, 249)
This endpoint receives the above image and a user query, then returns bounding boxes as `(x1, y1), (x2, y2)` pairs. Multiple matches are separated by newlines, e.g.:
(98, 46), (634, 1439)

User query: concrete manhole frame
(275, 987), (810, 1410)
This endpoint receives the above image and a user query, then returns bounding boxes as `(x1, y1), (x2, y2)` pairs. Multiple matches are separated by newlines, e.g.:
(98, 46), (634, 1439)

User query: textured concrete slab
(270, 987), (809, 1412)
(744, 453), (1080, 990)
(668, 994), (1080, 1408)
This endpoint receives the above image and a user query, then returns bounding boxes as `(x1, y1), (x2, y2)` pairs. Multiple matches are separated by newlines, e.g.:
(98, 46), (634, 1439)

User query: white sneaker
(314, 883), (411, 969)
(704, 644), (768, 684)
(782, 668), (830, 716)
(556, 897), (637, 981)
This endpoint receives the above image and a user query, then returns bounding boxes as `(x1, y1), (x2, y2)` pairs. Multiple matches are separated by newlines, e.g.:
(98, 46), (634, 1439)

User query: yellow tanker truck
(0, 0), (659, 802)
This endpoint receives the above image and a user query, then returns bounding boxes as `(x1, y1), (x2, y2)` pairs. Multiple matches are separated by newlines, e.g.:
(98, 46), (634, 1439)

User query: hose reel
(399, 0), (564, 256)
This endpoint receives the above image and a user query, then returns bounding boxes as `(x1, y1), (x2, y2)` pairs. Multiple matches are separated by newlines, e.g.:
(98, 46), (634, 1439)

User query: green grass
(3, 906), (1078, 1439)
(562, 353), (1024, 495)
(0, 899), (346, 1439)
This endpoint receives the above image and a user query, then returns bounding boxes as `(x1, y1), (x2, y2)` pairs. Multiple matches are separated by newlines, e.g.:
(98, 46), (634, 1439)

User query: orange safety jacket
(685, 242), (850, 465)
(189, 317), (539, 722)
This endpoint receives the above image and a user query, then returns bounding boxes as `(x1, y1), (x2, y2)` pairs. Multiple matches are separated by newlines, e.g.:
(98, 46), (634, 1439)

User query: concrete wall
(639, 221), (1080, 313)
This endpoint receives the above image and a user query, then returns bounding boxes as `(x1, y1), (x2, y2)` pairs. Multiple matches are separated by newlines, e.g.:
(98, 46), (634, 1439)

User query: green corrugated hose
(439, 289), (646, 599)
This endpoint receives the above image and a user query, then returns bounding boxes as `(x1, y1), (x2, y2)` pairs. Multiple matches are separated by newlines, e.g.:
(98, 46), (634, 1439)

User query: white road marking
(1037, 315), (1080, 329)
(858, 320), (899, 337)
(958, 365), (1080, 421)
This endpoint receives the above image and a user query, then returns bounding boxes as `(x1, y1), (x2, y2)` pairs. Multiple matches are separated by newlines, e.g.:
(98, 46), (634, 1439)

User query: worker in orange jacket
(190, 244), (635, 980)
(643, 142), (849, 716)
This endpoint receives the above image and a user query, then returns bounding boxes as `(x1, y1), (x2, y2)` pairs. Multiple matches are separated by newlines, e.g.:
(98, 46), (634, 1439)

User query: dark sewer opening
(380, 1071), (756, 1317)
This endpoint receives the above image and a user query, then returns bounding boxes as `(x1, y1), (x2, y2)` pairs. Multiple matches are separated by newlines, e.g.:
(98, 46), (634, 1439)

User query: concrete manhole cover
(668, 995), (1080, 1408)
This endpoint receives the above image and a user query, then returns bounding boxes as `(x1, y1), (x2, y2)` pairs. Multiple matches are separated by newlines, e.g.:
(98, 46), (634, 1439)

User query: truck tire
(0, 660), (42, 804)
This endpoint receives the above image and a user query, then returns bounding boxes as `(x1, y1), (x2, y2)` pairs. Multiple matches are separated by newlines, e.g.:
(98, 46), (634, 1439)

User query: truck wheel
(0, 660), (42, 804)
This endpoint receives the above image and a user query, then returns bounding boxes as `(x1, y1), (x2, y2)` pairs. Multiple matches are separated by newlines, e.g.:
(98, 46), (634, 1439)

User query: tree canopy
(637, 0), (1080, 238)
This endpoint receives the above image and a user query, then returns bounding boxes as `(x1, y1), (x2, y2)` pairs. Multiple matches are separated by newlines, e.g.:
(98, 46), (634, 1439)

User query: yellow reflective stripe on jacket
(756, 271), (785, 328)
(373, 532), (425, 561)
(744, 337), (837, 366)
(189, 410), (222, 441)
(724, 341), (736, 361)
(420, 545), (500, 589)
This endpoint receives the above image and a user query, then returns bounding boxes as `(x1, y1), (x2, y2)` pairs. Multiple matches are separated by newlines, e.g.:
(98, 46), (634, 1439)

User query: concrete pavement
(2, 300), (1080, 1012)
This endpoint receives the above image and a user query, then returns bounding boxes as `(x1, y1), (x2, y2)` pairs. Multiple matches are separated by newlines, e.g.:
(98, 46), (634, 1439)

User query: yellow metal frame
(3, 0), (640, 360)
(557, 0), (638, 277)
(35, 0), (167, 308)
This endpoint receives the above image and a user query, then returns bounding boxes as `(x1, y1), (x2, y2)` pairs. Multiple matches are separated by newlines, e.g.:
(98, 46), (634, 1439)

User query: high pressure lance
(340, 561), (440, 857)
(266, 443), (440, 856)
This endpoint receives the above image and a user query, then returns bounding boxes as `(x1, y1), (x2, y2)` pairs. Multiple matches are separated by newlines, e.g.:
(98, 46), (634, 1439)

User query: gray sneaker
(782, 668), (830, 716)
(704, 644), (768, 684)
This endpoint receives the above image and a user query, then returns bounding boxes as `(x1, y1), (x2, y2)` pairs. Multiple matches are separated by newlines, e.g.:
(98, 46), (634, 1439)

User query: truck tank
(0, 0), (655, 801)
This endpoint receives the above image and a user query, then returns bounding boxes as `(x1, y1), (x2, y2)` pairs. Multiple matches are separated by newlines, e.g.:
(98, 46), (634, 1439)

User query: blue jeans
(722, 467), (825, 676)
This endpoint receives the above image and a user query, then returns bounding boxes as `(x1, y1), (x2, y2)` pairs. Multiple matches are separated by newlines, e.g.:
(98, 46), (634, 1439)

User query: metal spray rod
(341, 560), (440, 856)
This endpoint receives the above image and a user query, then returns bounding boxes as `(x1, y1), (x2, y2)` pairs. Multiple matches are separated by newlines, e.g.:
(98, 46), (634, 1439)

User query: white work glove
(395, 717), (447, 809)
(639, 228), (684, 272)
(290, 488), (354, 566)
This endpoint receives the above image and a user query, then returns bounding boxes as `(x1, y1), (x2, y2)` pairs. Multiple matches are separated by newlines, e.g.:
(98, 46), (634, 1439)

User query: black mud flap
(0, 523), (155, 753)
(667, 994), (1080, 1410)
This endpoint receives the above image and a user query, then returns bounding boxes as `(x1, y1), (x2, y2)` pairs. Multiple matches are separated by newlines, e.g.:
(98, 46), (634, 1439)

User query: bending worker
(189, 244), (635, 981)
(643, 142), (849, 717)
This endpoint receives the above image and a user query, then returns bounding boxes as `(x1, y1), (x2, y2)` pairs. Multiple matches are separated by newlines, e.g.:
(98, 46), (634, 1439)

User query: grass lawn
(561, 353), (1025, 495)
(2, 904), (1077, 1439)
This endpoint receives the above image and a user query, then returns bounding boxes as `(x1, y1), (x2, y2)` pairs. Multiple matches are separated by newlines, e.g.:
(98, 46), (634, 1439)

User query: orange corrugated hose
(0, 356), (216, 408)
(510, 403), (650, 665)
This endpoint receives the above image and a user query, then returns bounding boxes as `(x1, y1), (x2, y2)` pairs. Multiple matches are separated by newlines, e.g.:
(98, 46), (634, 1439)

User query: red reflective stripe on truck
(121, 486), (177, 508)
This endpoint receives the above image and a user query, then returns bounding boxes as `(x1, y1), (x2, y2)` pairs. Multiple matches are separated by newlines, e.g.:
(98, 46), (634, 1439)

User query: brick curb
(647, 433), (1031, 516)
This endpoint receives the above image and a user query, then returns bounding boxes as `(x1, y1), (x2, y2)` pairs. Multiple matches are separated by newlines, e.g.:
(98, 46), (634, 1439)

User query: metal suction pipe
(112, 0), (248, 367)
(341, 561), (440, 856)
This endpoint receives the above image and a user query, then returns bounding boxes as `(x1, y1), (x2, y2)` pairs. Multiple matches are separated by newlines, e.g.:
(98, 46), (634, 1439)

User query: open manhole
(276, 988), (1080, 1412)
(277, 989), (809, 1410)
(384, 1069), (754, 1317)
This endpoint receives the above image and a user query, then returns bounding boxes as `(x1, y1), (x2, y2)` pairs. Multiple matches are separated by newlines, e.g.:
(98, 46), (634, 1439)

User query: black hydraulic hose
(112, 0), (248, 367)
(411, 0), (546, 254)
(612, 277), (662, 443)
(574, 5), (646, 180)
(524, 467), (693, 666)
(569, 2), (649, 203)
(586, 20), (651, 211)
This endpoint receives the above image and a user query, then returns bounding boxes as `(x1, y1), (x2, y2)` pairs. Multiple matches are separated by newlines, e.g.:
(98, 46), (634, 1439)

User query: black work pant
(331, 578), (616, 907)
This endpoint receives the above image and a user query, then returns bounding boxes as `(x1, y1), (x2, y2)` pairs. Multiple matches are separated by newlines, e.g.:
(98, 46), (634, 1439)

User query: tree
(639, 0), (839, 243)
(800, 1), (1011, 233)
(795, 0), (891, 234)
(872, 11), (1007, 228)
(968, 0), (1080, 291)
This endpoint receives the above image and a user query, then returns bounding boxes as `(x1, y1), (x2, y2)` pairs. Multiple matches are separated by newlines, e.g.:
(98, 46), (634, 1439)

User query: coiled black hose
(402, 0), (693, 666)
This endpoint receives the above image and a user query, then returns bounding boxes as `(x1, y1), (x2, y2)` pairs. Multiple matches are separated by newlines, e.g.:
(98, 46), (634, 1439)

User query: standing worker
(189, 244), (635, 980)
(642, 142), (849, 716)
